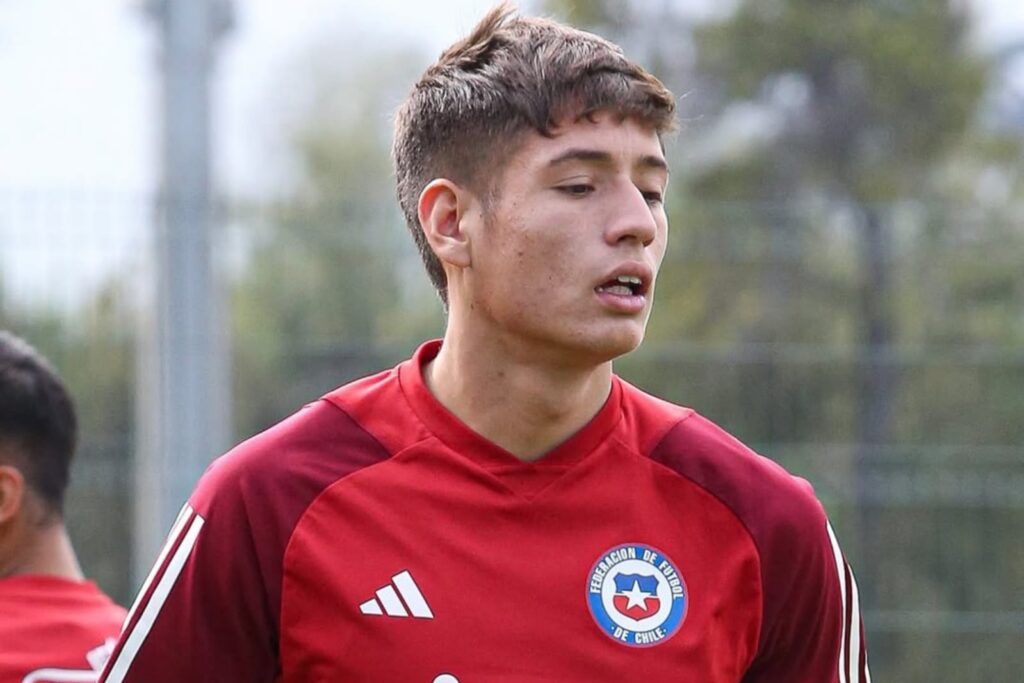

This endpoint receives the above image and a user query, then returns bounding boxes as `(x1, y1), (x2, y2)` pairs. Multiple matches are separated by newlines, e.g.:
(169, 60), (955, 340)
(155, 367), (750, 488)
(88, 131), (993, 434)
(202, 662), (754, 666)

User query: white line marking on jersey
(85, 638), (116, 672)
(828, 521), (871, 683)
(105, 510), (205, 683)
(22, 669), (102, 683)
(359, 570), (434, 619)
(121, 502), (194, 633)
(848, 566), (863, 683)
(827, 521), (850, 683)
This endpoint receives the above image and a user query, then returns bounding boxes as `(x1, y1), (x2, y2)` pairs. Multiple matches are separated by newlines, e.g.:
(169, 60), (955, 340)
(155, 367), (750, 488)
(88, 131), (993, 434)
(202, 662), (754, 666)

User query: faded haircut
(392, 2), (676, 306)
(0, 331), (77, 523)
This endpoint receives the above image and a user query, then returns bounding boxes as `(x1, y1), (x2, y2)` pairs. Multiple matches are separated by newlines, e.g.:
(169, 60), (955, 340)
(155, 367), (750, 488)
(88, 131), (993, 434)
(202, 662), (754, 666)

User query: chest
(277, 454), (762, 682)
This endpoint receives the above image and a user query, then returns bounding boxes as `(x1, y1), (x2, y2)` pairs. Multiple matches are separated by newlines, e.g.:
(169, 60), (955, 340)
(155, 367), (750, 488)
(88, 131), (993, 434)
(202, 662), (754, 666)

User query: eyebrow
(546, 148), (669, 173)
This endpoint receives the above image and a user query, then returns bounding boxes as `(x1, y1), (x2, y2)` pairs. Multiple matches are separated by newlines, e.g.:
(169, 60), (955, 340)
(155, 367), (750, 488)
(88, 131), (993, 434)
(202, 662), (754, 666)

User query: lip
(595, 262), (654, 297)
(594, 262), (654, 314)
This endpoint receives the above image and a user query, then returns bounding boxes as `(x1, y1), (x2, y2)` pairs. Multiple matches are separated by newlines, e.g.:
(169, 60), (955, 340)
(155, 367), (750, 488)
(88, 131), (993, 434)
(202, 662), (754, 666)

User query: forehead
(508, 112), (667, 172)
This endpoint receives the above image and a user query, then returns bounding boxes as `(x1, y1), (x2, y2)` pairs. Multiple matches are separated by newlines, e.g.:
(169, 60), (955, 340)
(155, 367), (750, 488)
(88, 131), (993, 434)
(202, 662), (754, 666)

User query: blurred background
(1, 0), (1022, 679)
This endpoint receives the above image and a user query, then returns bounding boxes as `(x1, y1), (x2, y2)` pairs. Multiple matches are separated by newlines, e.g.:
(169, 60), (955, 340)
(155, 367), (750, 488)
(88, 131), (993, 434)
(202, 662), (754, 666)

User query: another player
(0, 331), (126, 683)
(103, 4), (870, 681)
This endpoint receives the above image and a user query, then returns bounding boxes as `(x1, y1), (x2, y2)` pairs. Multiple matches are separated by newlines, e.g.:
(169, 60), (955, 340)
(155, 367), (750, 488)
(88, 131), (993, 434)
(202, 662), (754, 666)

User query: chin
(567, 323), (646, 365)
(605, 331), (646, 359)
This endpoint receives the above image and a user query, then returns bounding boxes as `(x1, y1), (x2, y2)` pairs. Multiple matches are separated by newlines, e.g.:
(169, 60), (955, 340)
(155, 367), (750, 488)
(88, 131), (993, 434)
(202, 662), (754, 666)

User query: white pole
(135, 0), (233, 585)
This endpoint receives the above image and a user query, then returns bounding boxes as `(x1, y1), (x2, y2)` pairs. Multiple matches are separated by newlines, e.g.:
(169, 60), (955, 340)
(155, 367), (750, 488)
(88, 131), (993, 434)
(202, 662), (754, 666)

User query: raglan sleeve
(742, 485), (871, 683)
(99, 448), (283, 682)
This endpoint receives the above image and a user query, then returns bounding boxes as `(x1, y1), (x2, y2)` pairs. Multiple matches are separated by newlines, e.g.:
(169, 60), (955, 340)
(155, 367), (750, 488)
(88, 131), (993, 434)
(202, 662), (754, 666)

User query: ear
(417, 179), (475, 270)
(0, 465), (24, 526)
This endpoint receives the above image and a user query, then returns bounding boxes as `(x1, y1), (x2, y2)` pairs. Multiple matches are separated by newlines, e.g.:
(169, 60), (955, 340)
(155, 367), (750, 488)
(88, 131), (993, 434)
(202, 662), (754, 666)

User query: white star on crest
(622, 580), (651, 611)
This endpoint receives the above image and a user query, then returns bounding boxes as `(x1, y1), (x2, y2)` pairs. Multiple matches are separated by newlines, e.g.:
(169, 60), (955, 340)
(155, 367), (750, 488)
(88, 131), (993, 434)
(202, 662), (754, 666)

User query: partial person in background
(103, 3), (869, 681)
(0, 331), (125, 683)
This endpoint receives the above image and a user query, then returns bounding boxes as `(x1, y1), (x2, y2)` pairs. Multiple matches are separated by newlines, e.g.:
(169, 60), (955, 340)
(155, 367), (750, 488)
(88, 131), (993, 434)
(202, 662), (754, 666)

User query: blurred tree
(692, 0), (989, 465)
(229, 43), (443, 438)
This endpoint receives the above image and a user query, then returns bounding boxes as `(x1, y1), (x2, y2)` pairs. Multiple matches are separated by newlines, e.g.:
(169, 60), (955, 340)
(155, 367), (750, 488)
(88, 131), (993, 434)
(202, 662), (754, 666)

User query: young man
(103, 5), (870, 682)
(0, 331), (126, 683)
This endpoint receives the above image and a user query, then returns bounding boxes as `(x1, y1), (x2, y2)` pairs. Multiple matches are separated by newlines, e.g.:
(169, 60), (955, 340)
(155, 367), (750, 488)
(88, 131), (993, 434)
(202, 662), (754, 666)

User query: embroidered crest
(587, 543), (687, 647)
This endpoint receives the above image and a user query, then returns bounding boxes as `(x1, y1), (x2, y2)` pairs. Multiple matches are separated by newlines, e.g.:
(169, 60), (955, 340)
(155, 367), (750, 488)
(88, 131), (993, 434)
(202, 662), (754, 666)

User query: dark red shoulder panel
(194, 397), (394, 625)
(102, 398), (393, 682)
(325, 364), (433, 456)
(648, 412), (851, 683)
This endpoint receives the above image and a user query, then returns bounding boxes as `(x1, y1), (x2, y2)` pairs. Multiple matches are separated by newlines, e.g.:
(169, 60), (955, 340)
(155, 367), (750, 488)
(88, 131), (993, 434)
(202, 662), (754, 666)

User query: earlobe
(0, 465), (24, 525)
(418, 179), (473, 269)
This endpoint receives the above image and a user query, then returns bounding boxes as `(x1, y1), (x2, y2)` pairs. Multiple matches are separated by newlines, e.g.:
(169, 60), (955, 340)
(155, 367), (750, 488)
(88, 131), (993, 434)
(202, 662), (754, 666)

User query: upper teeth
(616, 275), (642, 285)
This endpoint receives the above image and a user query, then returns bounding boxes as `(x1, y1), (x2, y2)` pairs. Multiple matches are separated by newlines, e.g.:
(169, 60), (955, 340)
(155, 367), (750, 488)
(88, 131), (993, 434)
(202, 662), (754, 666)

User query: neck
(426, 324), (613, 462)
(0, 519), (84, 581)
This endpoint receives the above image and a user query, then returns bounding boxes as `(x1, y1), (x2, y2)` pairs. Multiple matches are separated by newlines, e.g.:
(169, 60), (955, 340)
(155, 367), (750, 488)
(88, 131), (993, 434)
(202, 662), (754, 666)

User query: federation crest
(586, 543), (687, 647)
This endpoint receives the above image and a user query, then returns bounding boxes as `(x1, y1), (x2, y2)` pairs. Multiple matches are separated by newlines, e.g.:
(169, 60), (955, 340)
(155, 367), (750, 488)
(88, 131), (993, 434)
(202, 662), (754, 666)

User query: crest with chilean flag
(586, 543), (688, 648)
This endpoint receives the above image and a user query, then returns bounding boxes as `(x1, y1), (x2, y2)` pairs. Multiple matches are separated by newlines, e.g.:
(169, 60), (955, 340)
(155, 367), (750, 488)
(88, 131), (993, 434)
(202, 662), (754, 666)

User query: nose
(605, 183), (659, 248)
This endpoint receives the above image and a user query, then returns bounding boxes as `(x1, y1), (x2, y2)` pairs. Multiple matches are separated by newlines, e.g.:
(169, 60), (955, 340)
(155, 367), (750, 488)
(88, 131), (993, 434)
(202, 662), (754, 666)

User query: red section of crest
(613, 595), (661, 619)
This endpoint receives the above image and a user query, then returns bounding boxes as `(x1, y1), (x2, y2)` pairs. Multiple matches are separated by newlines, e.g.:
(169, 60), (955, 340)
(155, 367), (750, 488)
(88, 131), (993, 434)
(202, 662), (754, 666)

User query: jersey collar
(398, 339), (623, 473)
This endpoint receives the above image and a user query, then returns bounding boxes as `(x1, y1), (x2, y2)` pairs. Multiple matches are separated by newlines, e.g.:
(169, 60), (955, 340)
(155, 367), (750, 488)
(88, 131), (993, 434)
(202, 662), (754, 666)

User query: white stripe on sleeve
(848, 567), (867, 683)
(104, 511), (205, 683)
(826, 522), (850, 683)
(121, 503), (195, 632)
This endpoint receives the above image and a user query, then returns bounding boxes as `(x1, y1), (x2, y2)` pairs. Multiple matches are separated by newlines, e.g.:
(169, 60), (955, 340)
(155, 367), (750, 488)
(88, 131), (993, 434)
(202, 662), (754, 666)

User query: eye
(642, 190), (664, 205)
(557, 183), (595, 197)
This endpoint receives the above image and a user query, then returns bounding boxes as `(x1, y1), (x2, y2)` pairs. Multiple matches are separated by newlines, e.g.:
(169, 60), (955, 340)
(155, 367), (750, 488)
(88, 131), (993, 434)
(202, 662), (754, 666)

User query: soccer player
(103, 4), (870, 682)
(0, 331), (126, 682)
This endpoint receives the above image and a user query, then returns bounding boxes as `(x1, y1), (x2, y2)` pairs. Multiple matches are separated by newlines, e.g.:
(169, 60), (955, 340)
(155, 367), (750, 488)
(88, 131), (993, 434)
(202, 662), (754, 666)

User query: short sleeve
(742, 514), (870, 683)
(100, 466), (280, 682)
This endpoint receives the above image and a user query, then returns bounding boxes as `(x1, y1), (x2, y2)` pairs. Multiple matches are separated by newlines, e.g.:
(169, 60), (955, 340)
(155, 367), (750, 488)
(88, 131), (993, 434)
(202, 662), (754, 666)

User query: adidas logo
(359, 570), (434, 619)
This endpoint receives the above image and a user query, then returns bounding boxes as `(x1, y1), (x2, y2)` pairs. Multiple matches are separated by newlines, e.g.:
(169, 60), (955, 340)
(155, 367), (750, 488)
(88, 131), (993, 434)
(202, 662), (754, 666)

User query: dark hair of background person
(0, 331), (77, 523)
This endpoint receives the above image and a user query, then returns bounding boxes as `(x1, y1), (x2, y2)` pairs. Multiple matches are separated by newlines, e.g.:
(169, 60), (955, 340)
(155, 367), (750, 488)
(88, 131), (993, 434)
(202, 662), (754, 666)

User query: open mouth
(596, 274), (645, 297)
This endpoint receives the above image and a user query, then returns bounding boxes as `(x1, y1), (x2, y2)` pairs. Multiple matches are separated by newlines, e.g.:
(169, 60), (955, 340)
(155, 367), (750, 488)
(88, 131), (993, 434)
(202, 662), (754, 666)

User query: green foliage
(229, 45), (443, 438)
(695, 0), (988, 198)
(542, 0), (624, 28)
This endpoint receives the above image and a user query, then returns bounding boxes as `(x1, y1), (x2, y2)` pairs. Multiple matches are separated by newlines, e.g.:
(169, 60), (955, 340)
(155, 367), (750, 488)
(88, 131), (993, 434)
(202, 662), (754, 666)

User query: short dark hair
(392, 2), (676, 305)
(0, 331), (77, 519)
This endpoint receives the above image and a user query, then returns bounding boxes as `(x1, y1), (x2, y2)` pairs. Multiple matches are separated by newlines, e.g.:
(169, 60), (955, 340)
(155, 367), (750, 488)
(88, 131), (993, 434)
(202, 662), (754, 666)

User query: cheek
(508, 235), (565, 301)
(494, 212), (572, 280)
(472, 227), (540, 311)
(478, 203), (586, 315)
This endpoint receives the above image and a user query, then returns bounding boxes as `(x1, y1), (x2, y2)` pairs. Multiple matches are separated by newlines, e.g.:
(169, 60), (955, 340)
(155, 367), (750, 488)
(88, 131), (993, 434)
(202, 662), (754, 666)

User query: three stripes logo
(359, 570), (434, 619)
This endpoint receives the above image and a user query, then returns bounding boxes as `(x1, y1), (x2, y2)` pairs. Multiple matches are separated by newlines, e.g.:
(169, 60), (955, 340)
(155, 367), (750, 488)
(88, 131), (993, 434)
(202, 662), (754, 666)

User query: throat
(425, 351), (613, 462)
(485, 393), (606, 462)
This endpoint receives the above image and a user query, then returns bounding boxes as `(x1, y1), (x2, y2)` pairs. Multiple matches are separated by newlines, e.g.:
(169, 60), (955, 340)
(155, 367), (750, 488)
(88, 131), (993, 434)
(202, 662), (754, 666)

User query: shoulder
(642, 406), (847, 667)
(191, 370), (398, 523)
(616, 378), (829, 566)
(616, 378), (827, 541)
(647, 408), (827, 553)
(0, 577), (124, 661)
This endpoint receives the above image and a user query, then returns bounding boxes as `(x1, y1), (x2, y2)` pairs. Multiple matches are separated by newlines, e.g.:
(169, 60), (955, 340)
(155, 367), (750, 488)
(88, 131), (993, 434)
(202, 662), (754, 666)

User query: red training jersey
(103, 340), (870, 682)
(1, 575), (126, 683)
